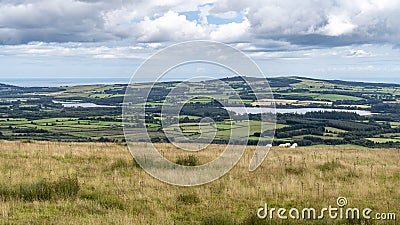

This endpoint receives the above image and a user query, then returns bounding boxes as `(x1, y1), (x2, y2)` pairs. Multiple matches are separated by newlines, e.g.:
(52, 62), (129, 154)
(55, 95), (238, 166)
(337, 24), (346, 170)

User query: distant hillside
(290, 76), (400, 88)
(0, 83), (20, 90)
(2, 76), (399, 90)
(0, 83), (64, 97)
(218, 76), (400, 88)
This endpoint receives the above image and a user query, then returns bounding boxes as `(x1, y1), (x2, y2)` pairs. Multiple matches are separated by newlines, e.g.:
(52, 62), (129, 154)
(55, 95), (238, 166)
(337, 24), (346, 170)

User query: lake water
(52, 100), (116, 108)
(52, 101), (373, 115)
(224, 107), (374, 116)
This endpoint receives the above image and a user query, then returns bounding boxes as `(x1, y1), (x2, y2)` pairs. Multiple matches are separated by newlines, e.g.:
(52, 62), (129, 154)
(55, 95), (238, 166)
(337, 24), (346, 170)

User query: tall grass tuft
(110, 158), (141, 170)
(81, 191), (125, 210)
(19, 179), (52, 201)
(285, 167), (305, 176)
(177, 192), (201, 205)
(0, 177), (79, 201)
(202, 213), (234, 225)
(316, 160), (344, 172)
(175, 155), (199, 166)
(52, 177), (80, 200)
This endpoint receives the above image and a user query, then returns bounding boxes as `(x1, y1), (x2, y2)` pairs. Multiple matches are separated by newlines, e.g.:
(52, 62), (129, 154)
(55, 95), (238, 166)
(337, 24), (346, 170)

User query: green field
(367, 137), (400, 143)
(325, 127), (347, 133)
(0, 76), (399, 148)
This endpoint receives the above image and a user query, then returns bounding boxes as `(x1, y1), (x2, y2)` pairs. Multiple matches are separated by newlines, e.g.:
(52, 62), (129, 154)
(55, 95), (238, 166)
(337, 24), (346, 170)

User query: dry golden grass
(0, 140), (399, 224)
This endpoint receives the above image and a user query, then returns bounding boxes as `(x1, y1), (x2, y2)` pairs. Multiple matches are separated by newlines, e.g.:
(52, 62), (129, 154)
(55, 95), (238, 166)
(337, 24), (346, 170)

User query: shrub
(175, 155), (199, 166)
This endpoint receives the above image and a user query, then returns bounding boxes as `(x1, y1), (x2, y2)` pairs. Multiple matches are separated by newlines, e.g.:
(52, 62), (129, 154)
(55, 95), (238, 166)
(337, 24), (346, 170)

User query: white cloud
(135, 11), (206, 42)
(198, 3), (212, 25)
(212, 11), (239, 19)
(320, 14), (357, 36)
(209, 18), (250, 42)
(0, 42), (152, 59)
(212, 0), (400, 46)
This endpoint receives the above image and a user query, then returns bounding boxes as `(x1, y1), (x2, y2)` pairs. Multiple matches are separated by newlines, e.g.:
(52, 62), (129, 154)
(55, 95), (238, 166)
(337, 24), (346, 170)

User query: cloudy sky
(0, 0), (399, 84)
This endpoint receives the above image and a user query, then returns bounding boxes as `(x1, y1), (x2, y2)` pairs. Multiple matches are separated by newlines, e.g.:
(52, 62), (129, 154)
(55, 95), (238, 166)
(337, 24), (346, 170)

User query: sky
(0, 0), (400, 84)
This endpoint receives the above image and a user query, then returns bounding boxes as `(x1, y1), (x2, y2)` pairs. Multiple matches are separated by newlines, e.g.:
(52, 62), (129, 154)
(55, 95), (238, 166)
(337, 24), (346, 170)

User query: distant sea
(0, 77), (130, 87)
(0, 76), (398, 87)
(0, 77), (195, 87)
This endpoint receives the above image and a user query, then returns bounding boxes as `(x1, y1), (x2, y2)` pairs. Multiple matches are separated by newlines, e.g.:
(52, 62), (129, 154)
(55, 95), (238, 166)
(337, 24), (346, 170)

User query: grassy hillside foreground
(0, 141), (398, 224)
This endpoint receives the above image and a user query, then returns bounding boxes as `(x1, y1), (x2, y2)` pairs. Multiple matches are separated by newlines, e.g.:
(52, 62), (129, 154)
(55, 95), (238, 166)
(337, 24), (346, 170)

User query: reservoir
(224, 107), (374, 116)
(52, 101), (374, 116)
(52, 100), (116, 108)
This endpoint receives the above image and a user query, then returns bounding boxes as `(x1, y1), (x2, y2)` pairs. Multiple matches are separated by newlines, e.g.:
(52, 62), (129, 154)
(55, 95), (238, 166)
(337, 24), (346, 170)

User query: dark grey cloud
(0, 0), (111, 44)
(0, 0), (399, 49)
(245, 0), (400, 47)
